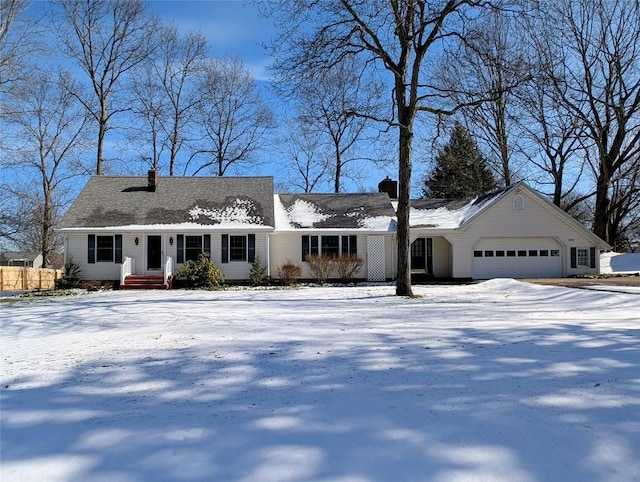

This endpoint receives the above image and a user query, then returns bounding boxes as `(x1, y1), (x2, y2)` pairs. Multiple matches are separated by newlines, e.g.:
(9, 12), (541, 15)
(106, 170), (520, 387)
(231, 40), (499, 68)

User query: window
(474, 250), (483, 257)
(529, 250), (538, 257)
(518, 250), (527, 257)
(513, 195), (524, 210)
(185, 235), (203, 262)
(540, 250), (549, 257)
(496, 250), (505, 257)
(484, 250), (494, 257)
(230, 235), (247, 261)
(550, 250), (560, 257)
(88, 234), (122, 264)
(577, 248), (589, 267)
(302, 235), (358, 260)
(177, 234), (211, 264)
(507, 250), (516, 257)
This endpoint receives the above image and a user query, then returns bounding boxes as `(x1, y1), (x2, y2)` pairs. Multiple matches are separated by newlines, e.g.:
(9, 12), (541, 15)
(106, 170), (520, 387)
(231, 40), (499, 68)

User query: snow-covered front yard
(1, 280), (639, 482)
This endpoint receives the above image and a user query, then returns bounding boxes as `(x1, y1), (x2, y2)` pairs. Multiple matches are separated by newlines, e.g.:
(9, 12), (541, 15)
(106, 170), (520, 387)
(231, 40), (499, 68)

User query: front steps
(120, 274), (171, 290)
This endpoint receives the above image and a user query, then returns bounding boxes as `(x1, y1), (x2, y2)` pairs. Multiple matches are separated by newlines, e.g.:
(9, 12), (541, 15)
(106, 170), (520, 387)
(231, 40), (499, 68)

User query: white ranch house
(56, 171), (607, 288)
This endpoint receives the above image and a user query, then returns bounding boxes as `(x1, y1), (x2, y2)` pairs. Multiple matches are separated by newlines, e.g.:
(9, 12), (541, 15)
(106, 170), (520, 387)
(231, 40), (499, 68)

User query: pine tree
(423, 122), (498, 199)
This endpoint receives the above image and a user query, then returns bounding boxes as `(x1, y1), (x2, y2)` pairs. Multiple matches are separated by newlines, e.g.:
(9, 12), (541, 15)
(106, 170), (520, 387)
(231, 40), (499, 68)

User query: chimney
(148, 168), (158, 192)
(378, 176), (397, 199)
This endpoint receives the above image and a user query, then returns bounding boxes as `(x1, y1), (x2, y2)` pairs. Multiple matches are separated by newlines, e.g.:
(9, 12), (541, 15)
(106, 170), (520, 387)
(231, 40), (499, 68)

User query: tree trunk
(96, 102), (108, 175)
(593, 168), (610, 243)
(396, 115), (413, 297)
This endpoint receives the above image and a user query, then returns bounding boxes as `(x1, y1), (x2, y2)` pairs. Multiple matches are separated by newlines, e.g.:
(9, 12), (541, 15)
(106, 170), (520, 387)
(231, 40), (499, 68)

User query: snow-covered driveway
(1, 280), (639, 482)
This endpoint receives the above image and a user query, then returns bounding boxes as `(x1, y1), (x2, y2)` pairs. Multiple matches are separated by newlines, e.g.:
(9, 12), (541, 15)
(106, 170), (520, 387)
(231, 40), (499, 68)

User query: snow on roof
(409, 199), (482, 229)
(189, 199), (264, 226)
(284, 199), (330, 228)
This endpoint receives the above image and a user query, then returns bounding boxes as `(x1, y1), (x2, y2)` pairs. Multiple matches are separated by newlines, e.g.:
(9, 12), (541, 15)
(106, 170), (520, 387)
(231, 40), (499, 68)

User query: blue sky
(146, 1), (277, 81)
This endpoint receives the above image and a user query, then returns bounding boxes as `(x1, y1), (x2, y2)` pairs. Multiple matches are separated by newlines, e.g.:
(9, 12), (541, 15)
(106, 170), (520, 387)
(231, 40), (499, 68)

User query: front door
(411, 238), (433, 276)
(147, 235), (162, 271)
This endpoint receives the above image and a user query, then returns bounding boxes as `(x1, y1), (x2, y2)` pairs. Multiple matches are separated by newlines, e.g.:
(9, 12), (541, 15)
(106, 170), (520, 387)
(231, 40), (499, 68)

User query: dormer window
(513, 195), (524, 210)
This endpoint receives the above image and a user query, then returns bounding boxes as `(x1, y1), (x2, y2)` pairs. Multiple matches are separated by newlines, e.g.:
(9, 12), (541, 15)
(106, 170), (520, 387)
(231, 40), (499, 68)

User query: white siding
(450, 187), (600, 278)
(269, 232), (395, 281)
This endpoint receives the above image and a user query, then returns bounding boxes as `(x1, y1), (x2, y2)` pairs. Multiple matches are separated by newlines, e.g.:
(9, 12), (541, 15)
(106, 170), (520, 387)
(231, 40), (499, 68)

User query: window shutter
(342, 236), (349, 255)
(204, 234), (211, 258)
(350, 235), (357, 255)
(570, 247), (577, 269)
(114, 235), (123, 264)
(88, 234), (95, 264)
(222, 234), (229, 263)
(248, 234), (256, 263)
(177, 235), (184, 263)
(302, 235), (309, 261)
(311, 235), (319, 256)
(590, 247), (596, 268)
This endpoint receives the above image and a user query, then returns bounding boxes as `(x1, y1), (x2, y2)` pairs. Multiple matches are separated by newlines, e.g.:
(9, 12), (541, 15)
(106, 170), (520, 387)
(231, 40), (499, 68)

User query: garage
(473, 238), (563, 279)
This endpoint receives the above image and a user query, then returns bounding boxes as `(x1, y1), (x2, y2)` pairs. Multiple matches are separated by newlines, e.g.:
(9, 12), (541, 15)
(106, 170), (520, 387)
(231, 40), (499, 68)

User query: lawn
(1, 280), (639, 482)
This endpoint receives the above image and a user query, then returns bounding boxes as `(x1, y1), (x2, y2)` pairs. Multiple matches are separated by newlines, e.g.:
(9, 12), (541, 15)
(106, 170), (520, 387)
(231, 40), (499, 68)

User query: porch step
(120, 274), (171, 290)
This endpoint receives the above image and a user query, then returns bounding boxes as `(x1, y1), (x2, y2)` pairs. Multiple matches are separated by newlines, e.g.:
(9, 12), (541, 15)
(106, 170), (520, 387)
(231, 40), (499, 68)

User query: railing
(120, 257), (134, 286)
(164, 256), (173, 286)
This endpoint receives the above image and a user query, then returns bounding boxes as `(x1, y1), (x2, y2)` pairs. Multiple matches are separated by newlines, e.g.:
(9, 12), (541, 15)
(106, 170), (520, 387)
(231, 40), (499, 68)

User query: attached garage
(472, 237), (563, 279)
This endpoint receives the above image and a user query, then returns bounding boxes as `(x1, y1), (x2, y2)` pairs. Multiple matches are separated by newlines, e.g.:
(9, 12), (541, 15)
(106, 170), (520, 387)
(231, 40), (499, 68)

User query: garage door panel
(473, 238), (562, 279)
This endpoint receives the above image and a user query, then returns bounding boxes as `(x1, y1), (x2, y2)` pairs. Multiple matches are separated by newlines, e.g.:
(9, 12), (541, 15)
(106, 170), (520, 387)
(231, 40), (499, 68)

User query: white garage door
(473, 238), (563, 279)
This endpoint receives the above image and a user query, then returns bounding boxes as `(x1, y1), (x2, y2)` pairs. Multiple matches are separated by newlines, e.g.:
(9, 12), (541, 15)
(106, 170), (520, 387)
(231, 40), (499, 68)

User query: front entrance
(147, 235), (162, 271)
(411, 238), (433, 276)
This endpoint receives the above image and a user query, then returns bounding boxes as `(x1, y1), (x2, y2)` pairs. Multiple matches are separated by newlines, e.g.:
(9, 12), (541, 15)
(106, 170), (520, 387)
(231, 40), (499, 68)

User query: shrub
(305, 254), (334, 285)
(55, 256), (82, 289)
(277, 261), (301, 286)
(249, 254), (269, 286)
(173, 254), (224, 289)
(334, 254), (364, 283)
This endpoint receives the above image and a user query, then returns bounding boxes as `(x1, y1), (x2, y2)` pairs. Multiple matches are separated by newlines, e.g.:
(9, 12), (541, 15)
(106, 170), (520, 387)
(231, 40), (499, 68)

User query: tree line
(1, 0), (639, 297)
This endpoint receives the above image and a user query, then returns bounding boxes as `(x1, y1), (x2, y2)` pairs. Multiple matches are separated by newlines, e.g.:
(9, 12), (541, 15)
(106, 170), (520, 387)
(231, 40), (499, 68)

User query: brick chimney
(378, 177), (397, 199)
(148, 168), (158, 192)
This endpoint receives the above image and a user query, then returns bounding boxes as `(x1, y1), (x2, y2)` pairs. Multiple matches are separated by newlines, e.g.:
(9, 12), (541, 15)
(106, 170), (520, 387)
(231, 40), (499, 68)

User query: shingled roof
(409, 186), (507, 229)
(275, 193), (396, 231)
(58, 176), (275, 229)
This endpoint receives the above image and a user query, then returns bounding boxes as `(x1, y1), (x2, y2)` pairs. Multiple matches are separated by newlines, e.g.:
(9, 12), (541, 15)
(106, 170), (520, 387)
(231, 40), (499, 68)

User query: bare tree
(266, 0), (495, 296)
(52, 0), (157, 175)
(294, 56), (385, 192)
(187, 57), (273, 176)
(0, 0), (35, 94)
(3, 69), (90, 266)
(541, 0), (640, 247)
(280, 117), (330, 193)
(438, 9), (532, 186)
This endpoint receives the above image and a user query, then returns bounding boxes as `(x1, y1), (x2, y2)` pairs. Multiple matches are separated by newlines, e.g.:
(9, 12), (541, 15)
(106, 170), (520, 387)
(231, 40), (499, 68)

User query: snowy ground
(1, 280), (639, 482)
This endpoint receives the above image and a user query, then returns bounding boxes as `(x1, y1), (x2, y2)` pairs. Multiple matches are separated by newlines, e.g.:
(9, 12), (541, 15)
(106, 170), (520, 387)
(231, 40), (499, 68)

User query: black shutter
(590, 247), (596, 268)
(88, 234), (95, 264)
(341, 236), (349, 255)
(114, 235), (123, 264)
(204, 234), (211, 258)
(302, 235), (309, 261)
(248, 234), (256, 263)
(177, 235), (184, 263)
(311, 235), (319, 256)
(570, 247), (577, 269)
(350, 235), (357, 255)
(222, 234), (229, 263)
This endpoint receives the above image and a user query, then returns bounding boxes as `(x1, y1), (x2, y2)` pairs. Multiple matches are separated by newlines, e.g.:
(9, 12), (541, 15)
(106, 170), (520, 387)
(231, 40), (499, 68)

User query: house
(57, 172), (275, 287)
(0, 251), (43, 268)
(406, 181), (609, 279)
(271, 192), (397, 281)
(57, 170), (607, 287)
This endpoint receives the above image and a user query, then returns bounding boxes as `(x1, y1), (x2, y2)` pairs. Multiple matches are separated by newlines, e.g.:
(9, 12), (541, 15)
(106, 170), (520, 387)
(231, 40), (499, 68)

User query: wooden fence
(0, 267), (63, 291)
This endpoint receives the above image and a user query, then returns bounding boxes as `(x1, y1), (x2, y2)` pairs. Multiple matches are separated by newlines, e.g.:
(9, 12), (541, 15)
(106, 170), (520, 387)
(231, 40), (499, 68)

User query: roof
(0, 251), (39, 261)
(408, 188), (505, 229)
(58, 176), (275, 230)
(275, 193), (396, 231)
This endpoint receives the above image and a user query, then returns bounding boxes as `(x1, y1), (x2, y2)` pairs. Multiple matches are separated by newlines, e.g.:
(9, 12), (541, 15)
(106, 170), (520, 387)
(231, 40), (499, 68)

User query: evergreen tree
(423, 122), (498, 199)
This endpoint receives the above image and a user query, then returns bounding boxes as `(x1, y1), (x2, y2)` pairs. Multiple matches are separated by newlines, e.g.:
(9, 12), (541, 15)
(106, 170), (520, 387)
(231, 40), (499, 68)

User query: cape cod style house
(56, 170), (607, 287)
